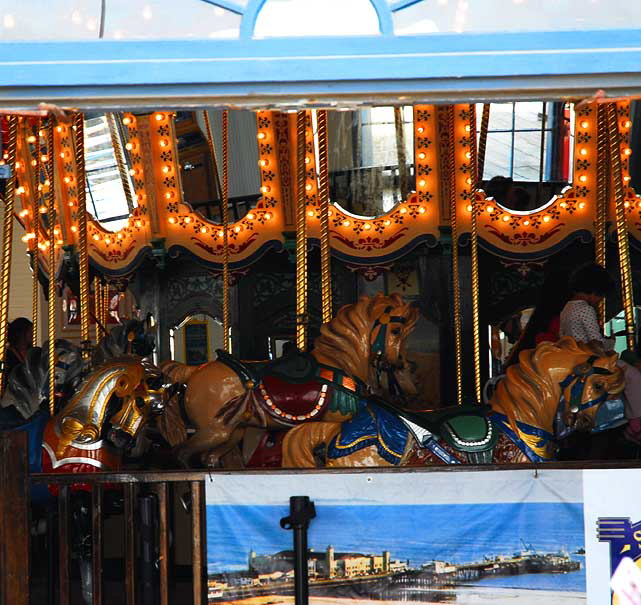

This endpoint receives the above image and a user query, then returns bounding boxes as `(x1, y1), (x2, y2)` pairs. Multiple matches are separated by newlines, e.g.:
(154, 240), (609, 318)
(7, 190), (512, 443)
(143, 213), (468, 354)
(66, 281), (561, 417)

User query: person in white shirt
(560, 263), (641, 443)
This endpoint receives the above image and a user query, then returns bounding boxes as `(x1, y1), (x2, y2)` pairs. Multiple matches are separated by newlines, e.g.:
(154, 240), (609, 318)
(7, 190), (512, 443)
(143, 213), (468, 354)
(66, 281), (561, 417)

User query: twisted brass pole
(316, 110), (332, 324)
(103, 281), (110, 330)
(595, 104), (608, 326)
(45, 119), (57, 414)
(221, 110), (231, 353)
(606, 103), (636, 351)
(94, 277), (101, 343)
(0, 115), (18, 393)
(448, 107), (463, 405)
(31, 120), (41, 347)
(468, 104), (482, 403)
(73, 113), (91, 358)
(477, 104), (490, 185)
(295, 111), (308, 351)
(106, 113), (135, 213)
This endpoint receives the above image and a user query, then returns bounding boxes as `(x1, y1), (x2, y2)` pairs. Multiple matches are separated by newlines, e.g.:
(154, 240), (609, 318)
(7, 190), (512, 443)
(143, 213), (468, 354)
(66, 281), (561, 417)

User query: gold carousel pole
(447, 107), (463, 405)
(606, 102), (636, 351)
(595, 104), (608, 326)
(103, 280), (110, 330)
(469, 105), (482, 403)
(94, 277), (101, 343)
(30, 120), (42, 347)
(221, 110), (231, 353)
(316, 110), (332, 324)
(106, 113), (135, 213)
(73, 113), (91, 358)
(45, 118), (57, 413)
(477, 104), (491, 185)
(295, 111), (308, 351)
(0, 115), (19, 392)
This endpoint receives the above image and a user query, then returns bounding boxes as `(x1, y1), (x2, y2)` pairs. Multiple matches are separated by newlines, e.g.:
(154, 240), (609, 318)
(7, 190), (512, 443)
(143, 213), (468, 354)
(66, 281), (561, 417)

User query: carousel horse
(159, 293), (419, 466)
(281, 337), (625, 467)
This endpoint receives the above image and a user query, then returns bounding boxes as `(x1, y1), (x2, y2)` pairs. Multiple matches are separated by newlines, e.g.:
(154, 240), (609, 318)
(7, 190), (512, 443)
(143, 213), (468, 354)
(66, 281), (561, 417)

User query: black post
(280, 496), (316, 605)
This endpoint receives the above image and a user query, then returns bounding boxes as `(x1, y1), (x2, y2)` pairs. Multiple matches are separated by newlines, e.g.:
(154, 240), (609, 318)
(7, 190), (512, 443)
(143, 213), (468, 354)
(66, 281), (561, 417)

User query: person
(504, 268), (571, 367)
(5, 317), (33, 376)
(559, 263), (641, 443)
(485, 176), (514, 206)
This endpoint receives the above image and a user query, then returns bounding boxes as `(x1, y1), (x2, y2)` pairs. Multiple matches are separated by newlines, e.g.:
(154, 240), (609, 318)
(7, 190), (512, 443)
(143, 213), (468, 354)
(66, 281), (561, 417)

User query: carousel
(1, 1), (641, 604)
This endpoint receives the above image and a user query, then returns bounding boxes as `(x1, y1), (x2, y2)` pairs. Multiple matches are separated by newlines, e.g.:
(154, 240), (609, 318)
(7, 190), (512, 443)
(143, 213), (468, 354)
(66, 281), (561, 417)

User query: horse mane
(491, 336), (613, 432)
(311, 293), (418, 382)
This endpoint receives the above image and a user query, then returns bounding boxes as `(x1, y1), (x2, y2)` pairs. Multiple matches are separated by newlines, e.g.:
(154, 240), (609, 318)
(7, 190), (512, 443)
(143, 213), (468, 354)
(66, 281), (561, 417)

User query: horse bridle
(370, 306), (408, 401)
(554, 355), (613, 440)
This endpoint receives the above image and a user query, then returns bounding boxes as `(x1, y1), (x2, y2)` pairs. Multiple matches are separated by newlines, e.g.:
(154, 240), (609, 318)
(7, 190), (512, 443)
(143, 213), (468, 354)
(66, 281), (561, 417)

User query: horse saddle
(215, 349), (317, 387)
(371, 397), (499, 462)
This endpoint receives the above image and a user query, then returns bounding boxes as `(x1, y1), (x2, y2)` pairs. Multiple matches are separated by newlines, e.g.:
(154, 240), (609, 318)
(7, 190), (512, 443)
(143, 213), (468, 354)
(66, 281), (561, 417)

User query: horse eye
(593, 382), (604, 391)
(391, 328), (401, 336)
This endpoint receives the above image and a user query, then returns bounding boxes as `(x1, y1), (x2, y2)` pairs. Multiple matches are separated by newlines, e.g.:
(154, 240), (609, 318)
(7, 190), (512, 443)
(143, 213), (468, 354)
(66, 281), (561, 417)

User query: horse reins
(370, 306), (408, 402)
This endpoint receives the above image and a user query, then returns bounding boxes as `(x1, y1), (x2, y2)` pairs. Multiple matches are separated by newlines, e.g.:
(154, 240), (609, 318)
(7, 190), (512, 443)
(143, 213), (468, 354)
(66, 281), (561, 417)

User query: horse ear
(601, 351), (619, 372)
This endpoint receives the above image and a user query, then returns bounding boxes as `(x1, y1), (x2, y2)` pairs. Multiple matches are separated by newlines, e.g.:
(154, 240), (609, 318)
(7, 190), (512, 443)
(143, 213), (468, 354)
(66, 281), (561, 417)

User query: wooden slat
(0, 431), (30, 605)
(92, 485), (103, 605)
(124, 483), (136, 605)
(157, 483), (170, 605)
(58, 486), (70, 605)
(191, 481), (205, 605)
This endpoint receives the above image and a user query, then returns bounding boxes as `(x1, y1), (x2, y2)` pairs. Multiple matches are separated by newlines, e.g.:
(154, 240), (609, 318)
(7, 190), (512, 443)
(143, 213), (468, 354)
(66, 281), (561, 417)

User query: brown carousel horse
(159, 293), (419, 466)
(282, 337), (625, 467)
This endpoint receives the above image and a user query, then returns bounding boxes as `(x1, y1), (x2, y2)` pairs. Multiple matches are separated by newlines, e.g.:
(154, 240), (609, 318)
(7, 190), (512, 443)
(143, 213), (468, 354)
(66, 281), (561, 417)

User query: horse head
(93, 319), (155, 365)
(490, 337), (624, 460)
(312, 293), (419, 401)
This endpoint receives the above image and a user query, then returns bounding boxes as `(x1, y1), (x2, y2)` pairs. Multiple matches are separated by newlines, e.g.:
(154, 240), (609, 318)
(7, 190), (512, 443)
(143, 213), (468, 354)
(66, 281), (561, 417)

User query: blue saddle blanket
(327, 402), (408, 465)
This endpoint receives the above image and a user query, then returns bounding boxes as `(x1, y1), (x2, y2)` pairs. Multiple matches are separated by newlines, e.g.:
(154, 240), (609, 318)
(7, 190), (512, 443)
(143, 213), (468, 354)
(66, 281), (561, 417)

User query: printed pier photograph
(206, 472), (586, 605)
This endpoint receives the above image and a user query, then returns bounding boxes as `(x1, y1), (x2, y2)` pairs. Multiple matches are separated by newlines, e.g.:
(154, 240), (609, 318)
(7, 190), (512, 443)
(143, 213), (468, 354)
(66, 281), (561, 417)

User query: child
(560, 263), (641, 443)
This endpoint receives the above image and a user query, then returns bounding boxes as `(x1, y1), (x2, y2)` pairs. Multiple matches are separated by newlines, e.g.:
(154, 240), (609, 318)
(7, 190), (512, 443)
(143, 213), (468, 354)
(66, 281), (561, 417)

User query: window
(476, 102), (572, 211)
(84, 114), (135, 232)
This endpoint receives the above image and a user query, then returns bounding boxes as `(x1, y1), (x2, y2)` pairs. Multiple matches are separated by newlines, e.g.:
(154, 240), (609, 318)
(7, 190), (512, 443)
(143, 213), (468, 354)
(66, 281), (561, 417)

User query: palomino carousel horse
(282, 337), (625, 467)
(160, 293), (419, 466)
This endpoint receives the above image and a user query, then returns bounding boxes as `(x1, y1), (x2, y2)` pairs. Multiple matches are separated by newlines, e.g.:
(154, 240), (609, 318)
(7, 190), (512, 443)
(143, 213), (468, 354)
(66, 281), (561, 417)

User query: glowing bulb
(418, 152), (426, 160)
(56, 126), (63, 133)
(63, 176), (71, 184)
(259, 159), (268, 167)
(217, 230), (224, 238)
(465, 151), (472, 160)
(257, 132), (266, 140)
(155, 113), (164, 121)
(364, 223), (372, 230)
(247, 213), (255, 220)
(305, 184), (312, 191)
(15, 161), (21, 169)
(307, 210), (315, 217)
(122, 117), (132, 125)
(159, 139), (168, 148)
(466, 205), (473, 212)
(343, 220), (351, 227)
(135, 220), (142, 228)
(400, 207), (408, 214)
(464, 125), (471, 133)
(486, 206), (494, 213)
(502, 215), (510, 222)
(200, 227), (207, 234)
(264, 212), (272, 220)
(40, 155), (48, 163)
(418, 206), (426, 214)
(418, 179), (426, 187)
(624, 176), (632, 182)
(184, 216), (192, 224)
(168, 217), (177, 224)
(624, 148), (632, 156)
(625, 201), (631, 208)
(27, 135), (36, 143)
(523, 220), (530, 226)
(56, 239), (63, 245)
(560, 201), (567, 208)
(71, 225), (77, 233)
(304, 157), (310, 164)
(579, 202), (586, 209)
(18, 209), (28, 218)
(384, 219), (391, 226)
(93, 233), (100, 241)
(543, 215), (551, 223)
(580, 121), (589, 129)
(261, 185), (270, 193)
(466, 178), (472, 185)
(165, 192), (173, 199)
(624, 120), (632, 128)
(105, 237), (111, 245)
(417, 126), (424, 133)
(234, 225), (241, 233)
(39, 206), (47, 214)
(579, 175), (587, 183)
(162, 165), (170, 173)
(129, 168), (136, 176)
(579, 148), (588, 156)
(68, 201), (74, 207)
